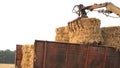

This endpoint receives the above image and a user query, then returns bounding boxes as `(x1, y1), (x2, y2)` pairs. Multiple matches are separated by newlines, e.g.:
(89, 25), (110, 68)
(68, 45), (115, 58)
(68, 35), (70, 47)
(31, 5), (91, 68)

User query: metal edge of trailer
(15, 45), (23, 68)
(34, 40), (120, 68)
(34, 40), (119, 49)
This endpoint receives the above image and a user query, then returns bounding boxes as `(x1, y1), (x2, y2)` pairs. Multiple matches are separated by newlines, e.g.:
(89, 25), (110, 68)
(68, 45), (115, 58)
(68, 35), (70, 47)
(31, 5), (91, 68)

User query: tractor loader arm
(105, 2), (120, 17)
(85, 2), (120, 17)
(73, 2), (120, 17)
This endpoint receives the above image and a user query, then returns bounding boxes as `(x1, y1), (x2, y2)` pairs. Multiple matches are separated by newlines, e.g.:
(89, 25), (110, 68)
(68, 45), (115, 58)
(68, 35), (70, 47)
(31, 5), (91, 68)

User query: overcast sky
(0, 0), (120, 50)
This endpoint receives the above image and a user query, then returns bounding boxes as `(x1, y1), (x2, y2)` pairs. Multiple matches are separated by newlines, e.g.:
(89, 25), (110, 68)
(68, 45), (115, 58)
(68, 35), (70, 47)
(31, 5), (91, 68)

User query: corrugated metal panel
(105, 48), (120, 68)
(86, 46), (105, 68)
(34, 40), (120, 68)
(66, 44), (88, 68)
(45, 42), (67, 68)
(34, 40), (45, 68)
(15, 45), (22, 68)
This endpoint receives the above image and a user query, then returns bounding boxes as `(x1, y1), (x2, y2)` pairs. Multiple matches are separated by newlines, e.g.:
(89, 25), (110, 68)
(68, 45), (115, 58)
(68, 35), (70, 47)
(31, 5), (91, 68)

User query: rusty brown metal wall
(34, 41), (45, 68)
(34, 40), (120, 68)
(15, 45), (22, 68)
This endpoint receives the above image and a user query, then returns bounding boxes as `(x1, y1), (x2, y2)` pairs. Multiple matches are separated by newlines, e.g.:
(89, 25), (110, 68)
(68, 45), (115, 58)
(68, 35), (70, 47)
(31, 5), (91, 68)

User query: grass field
(0, 64), (14, 68)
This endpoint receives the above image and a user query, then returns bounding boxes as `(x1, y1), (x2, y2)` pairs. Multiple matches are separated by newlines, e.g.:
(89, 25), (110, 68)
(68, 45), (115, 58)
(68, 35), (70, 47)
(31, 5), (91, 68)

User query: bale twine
(21, 44), (34, 68)
(55, 26), (69, 42)
(68, 18), (104, 45)
(101, 26), (120, 51)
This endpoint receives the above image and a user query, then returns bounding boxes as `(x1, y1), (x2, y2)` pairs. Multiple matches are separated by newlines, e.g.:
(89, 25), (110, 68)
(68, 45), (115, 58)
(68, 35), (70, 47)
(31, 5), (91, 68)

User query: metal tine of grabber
(68, 22), (74, 32)
(77, 17), (84, 29)
(68, 18), (84, 32)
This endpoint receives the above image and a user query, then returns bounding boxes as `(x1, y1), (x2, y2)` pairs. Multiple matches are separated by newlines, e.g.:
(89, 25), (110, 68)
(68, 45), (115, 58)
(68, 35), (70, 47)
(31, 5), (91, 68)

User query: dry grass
(0, 64), (14, 68)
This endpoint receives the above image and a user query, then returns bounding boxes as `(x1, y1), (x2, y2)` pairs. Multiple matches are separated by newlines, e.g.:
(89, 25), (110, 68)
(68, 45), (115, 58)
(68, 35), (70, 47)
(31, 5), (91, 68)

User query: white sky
(0, 0), (120, 50)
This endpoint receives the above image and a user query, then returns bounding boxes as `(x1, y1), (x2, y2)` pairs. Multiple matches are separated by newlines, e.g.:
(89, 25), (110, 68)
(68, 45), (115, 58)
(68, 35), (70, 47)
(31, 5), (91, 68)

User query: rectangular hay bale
(68, 18), (104, 44)
(21, 44), (34, 68)
(101, 26), (120, 50)
(55, 26), (69, 42)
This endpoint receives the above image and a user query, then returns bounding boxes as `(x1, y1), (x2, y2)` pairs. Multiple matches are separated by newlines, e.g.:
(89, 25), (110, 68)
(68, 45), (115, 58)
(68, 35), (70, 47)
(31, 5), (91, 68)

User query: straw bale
(55, 26), (69, 42)
(101, 26), (120, 51)
(21, 44), (34, 68)
(56, 26), (68, 34)
(69, 18), (104, 45)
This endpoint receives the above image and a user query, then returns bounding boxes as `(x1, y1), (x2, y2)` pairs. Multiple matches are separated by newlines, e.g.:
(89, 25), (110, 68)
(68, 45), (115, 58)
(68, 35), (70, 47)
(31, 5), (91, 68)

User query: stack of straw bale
(55, 26), (69, 42)
(69, 18), (104, 44)
(101, 26), (120, 50)
(21, 44), (34, 68)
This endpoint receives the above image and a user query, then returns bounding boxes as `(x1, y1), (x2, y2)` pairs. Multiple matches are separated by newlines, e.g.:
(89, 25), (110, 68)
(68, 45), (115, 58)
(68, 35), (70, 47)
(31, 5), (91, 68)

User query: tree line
(0, 49), (15, 64)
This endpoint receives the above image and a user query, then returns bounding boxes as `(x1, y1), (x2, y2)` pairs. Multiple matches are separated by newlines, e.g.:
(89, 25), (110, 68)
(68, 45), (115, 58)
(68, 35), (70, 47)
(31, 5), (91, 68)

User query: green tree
(0, 49), (15, 64)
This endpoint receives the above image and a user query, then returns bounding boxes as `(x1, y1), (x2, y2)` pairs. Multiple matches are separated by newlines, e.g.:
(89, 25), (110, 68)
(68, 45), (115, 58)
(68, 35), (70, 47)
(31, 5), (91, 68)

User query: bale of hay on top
(68, 18), (104, 45)
(21, 44), (34, 68)
(55, 26), (69, 42)
(101, 26), (120, 51)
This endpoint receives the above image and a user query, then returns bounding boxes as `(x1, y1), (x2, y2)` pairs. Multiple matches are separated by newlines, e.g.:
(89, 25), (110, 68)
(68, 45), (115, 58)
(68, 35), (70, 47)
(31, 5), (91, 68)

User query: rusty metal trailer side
(34, 40), (120, 68)
(15, 45), (22, 68)
(15, 40), (120, 68)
